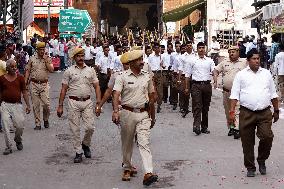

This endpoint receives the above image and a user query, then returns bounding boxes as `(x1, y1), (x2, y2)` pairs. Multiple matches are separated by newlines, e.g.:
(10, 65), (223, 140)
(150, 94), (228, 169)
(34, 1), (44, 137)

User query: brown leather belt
(69, 96), (90, 101)
(223, 87), (230, 92)
(31, 78), (48, 84)
(121, 105), (147, 113)
(192, 80), (211, 84)
(240, 105), (271, 113)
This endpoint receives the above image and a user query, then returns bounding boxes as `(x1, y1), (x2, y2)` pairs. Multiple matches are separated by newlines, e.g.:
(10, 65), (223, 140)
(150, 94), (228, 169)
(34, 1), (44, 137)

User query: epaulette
(141, 70), (149, 74)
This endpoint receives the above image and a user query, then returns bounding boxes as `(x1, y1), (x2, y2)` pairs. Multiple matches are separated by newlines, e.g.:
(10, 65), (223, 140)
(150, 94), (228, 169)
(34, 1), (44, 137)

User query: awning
(251, 0), (280, 8)
(34, 14), (59, 19)
(162, 0), (205, 22)
(243, 9), (263, 20)
(262, 3), (284, 20)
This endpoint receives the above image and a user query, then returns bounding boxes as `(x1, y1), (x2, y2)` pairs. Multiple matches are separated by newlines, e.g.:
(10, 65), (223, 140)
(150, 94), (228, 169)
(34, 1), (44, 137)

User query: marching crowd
(0, 32), (283, 186)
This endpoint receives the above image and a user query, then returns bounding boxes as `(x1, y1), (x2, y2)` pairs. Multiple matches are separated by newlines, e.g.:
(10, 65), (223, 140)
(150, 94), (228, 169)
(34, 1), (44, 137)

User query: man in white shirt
(148, 43), (164, 113)
(169, 42), (182, 110)
(275, 43), (284, 102)
(96, 46), (111, 97)
(82, 40), (96, 67)
(179, 41), (196, 117)
(230, 48), (279, 177)
(184, 42), (215, 135)
(209, 36), (220, 65)
(161, 43), (173, 104)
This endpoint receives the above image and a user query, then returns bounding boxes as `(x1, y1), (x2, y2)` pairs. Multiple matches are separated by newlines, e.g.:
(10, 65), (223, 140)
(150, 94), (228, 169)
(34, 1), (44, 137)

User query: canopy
(162, 0), (205, 22)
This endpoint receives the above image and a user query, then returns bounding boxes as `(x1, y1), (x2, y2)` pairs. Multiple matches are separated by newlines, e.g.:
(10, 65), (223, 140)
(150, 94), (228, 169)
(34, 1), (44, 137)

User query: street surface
(0, 72), (284, 189)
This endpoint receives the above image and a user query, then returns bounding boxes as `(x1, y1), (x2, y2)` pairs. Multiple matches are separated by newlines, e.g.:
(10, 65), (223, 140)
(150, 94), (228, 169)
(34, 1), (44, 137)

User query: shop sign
(271, 14), (284, 33)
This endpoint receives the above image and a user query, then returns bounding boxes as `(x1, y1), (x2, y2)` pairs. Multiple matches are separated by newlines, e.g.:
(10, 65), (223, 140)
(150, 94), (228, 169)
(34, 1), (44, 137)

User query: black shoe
(172, 104), (177, 110)
(259, 163), (266, 175)
(228, 128), (234, 136)
(16, 142), (23, 151)
(193, 127), (201, 135)
(34, 126), (41, 130)
(233, 129), (240, 139)
(182, 110), (189, 118)
(201, 128), (210, 134)
(3, 148), (12, 155)
(44, 121), (49, 128)
(247, 170), (256, 177)
(82, 143), (91, 158)
(163, 99), (167, 103)
(74, 153), (83, 163)
(157, 106), (161, 113)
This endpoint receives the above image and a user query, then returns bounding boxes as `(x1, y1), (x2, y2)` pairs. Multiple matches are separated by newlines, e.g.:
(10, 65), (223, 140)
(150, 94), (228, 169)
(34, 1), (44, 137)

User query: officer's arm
(113, 90), (121, 112)
(58, 84), (68, 107)
(148, 92), (156, 121)
(93, 81), (101, 105)
(212, 69), (219, 85)
(45, 57), (54, 72)
(24, 60), (32, 84)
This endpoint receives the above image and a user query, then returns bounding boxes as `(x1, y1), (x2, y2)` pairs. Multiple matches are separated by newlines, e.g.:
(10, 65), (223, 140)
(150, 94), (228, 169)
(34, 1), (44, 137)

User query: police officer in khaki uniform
(213, 46), (247, 139)
(57, 48), (101, 163)
(25, 42), (54, 130)
(112, 50), (158, 186)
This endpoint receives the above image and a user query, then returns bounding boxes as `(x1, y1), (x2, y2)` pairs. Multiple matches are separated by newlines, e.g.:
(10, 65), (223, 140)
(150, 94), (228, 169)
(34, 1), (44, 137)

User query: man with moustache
(0, 59), (31, 155)
(57, 47), (101, 163)
(230, 48), (279, 177)
(112, 50), (158, 186)
(213, 46), (247, 139)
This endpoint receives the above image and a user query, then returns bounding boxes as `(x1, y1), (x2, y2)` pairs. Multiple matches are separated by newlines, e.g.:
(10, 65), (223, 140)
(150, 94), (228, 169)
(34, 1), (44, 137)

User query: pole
(64, 0), (68, 9)
(47, 0), (51, 34)
(230, 0), (234, 45)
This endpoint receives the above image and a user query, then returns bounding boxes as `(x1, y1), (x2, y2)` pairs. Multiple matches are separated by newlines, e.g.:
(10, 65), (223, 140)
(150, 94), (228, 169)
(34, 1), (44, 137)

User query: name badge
(128, 82), (134, 84)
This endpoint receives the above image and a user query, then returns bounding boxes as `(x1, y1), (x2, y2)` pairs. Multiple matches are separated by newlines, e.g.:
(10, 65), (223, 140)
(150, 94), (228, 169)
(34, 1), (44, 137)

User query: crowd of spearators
(0, 32), (283, 186)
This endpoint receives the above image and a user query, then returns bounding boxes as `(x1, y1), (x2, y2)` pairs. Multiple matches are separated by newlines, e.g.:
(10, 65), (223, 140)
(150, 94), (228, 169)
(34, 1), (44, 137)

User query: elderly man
(213, 46), (247, 139)
(0, 59), (31, 155)
(112, 50), (158, 186)
(25, 42), (54, 130)
(57, 48), (101, 163)
(230, 48), (279, 177)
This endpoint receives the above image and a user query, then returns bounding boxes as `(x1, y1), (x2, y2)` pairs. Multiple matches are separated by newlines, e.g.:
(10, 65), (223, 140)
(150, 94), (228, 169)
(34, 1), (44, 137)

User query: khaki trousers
(162, 70), (170, 101)
(223, 91), (240, 130)
(278, 75), (284, 100)
(0, 102), (24, 148)
(179, 75), (190, 111)
(120, 109), (153, 174)
(169, 72), (178, 105)
(239, 106), (273, 171)
(30, 82), (50, 126)
(68, 98), (95, 154)
(153, 72), (164, 106)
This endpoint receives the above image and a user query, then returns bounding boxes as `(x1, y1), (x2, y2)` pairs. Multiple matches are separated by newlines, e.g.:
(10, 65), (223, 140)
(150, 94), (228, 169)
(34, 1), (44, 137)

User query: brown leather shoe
(143, 173), (158, 186)
(122, 170), (131, 181)
(130, 166), (138, 177)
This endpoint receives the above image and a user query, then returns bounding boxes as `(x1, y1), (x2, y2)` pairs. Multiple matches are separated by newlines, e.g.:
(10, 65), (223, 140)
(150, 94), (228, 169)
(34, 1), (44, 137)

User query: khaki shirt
(62, 64), (99, 97)
(113, 69), (155, 108)
(26, 54), (52, 81)
(108, 71), (121, 89)
(215, 58), (247, 90)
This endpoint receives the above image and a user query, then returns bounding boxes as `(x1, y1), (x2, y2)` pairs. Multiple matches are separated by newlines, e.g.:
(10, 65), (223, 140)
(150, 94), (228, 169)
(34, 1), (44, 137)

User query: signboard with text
(34, 0), (73, 7)
(272, 14), (284, 33)
(59, 9), (92, 33)
(59, 33), (82, 39)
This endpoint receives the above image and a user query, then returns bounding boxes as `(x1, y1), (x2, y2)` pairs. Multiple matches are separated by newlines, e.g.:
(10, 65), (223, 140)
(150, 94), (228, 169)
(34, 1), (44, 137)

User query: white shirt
(210, 41), (220, 54)
(148, 54), (162, 71)
(245, 42), (257, 54)
(275, 52), (284, 75)
(97, 55), (111, 74)
(110, 55), (123, 72)
(185, 56), (215, 81)
(230, 67), (278, 111)
(171, 52), (182, 73)
(59, 43), (65, 56)
(83, 45), (95, 60)
(179, 51), (196, 73)
(161, 53), (171, 70)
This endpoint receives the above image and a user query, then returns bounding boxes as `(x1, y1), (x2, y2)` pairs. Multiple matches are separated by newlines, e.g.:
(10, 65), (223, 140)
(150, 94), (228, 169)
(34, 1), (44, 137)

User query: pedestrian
(184, 42), (215, 135)
(59, 38), (66, 71)
(82, 39), (96, 67)
(209, 36), (220, 65)
(274, 43), (284, 103)
(269, 34), (280, 70)
(229, 48), (279, 177)
(24, 42), (54, 130)
(148, 42), (164, 113)
(0, 59), (31, 155)
(213, 46), (247, 139)
(0, 45), (7, 133)
(112, 50), (158, 186)
(57, 47), (101, 163)
(237, 38), (246, 58)
(161, 43), (173, 103)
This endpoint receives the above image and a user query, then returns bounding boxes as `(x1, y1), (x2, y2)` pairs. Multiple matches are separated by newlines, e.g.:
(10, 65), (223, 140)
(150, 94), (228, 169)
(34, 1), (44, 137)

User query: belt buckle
(133, 108), (140, 113)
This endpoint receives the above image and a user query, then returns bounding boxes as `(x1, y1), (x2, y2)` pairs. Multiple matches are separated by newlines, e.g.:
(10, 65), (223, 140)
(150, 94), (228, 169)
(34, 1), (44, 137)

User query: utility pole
(47, 0), (51, 34)
(64, 0), (68, 9)
(229, 0), (235, 45)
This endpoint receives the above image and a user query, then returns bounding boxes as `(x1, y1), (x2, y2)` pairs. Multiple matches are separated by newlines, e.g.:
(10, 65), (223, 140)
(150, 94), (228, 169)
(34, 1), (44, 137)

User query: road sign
(59, 33), (82, 39)
(59, 9), (92, 33)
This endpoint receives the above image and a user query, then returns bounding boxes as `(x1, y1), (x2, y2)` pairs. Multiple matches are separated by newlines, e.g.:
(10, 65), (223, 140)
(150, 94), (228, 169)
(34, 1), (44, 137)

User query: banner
(271, 14), (284, 33)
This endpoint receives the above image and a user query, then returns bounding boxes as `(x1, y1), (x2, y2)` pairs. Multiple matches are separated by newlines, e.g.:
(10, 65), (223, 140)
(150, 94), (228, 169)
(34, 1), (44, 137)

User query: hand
(112, 112), (120, 125)
(95, 106), (101, 117)
(229, 111), (235, 125)
(57, 105), (63, 117)
(273, 110), (279, 123)
(213, 82), (217, 89)
(185, 88), (190, 96)
(26, 106), (31, 114)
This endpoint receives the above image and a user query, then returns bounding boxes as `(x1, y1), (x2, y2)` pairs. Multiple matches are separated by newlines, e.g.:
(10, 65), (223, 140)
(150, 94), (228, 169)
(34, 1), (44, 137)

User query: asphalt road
(0, 72), (284, 189)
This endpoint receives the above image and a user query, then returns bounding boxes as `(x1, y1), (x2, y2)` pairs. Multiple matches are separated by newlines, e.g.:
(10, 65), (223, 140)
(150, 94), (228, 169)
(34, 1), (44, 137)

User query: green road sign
(59, 9), (92, 33)
(59, 33), (82, 39)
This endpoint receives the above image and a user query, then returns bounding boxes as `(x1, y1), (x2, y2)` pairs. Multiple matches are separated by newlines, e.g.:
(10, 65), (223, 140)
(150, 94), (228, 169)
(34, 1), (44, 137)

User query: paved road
(0, 72), (284, 189)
